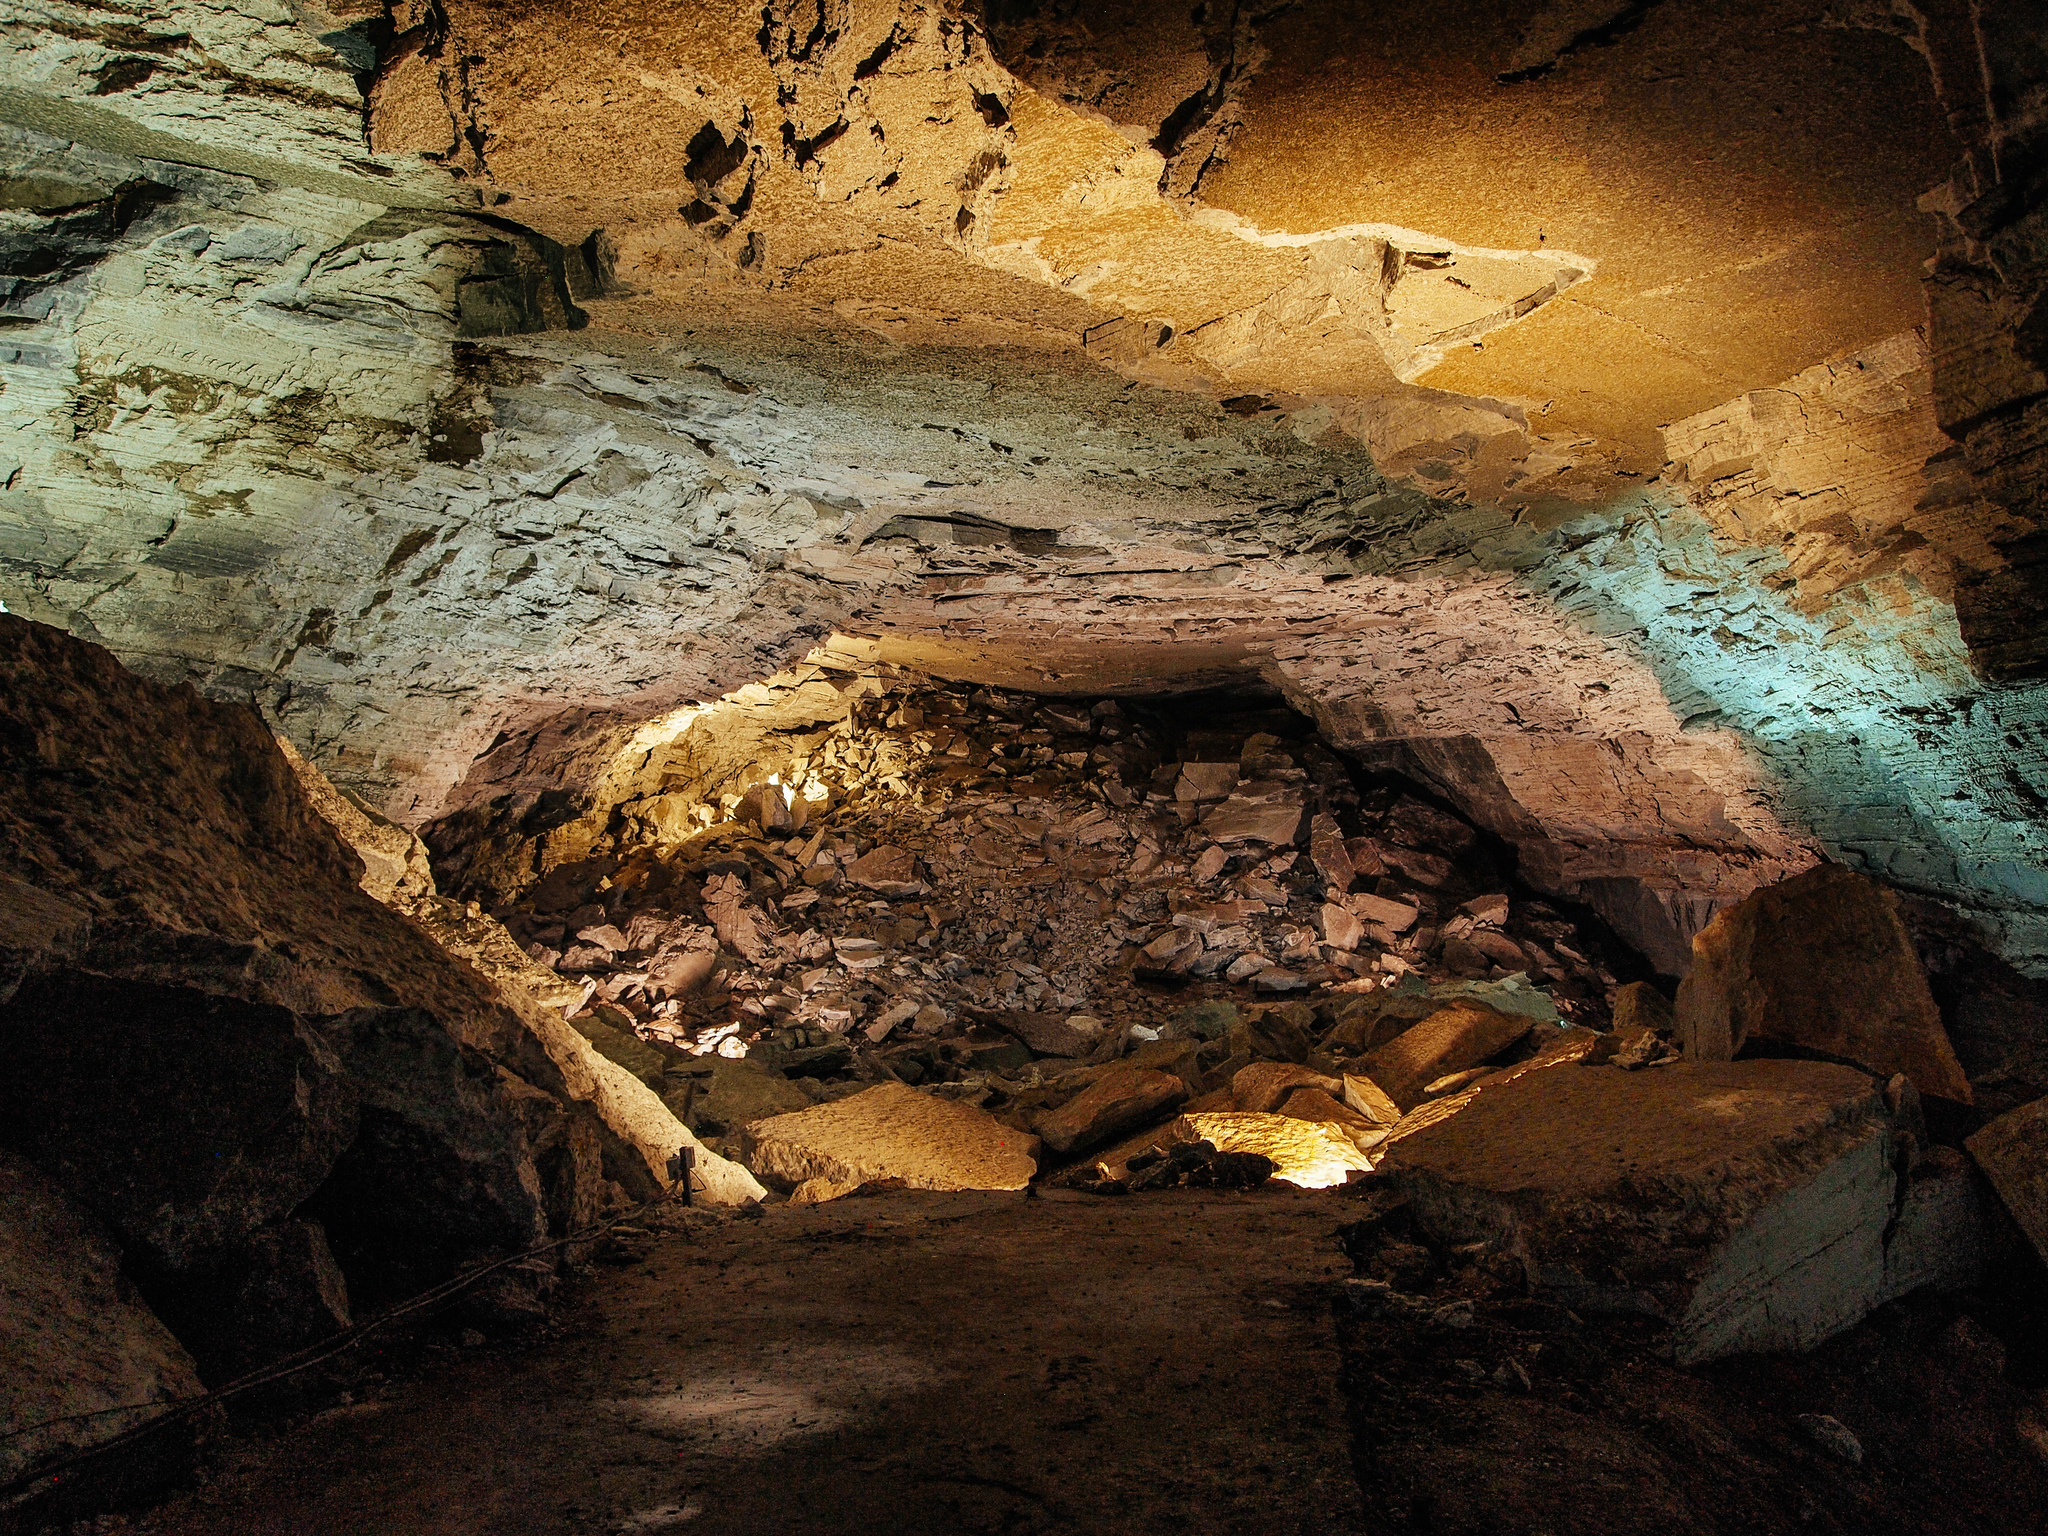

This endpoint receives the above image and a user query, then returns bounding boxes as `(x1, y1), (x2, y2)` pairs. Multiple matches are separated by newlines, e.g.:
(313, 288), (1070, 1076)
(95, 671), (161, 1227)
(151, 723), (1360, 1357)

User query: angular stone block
(1341, 890), (1419, 931)
(1275, 1087), (1384, 1150)
(1175, 762), (1239, 802)
(1231, 1061), (1342, 1114)
(844, 844), (927, 896)
(1377, 1060), (1910, 1361)
(1358, 1000), (1536, 1111)
(740, 1083), (1038, 1194)
(1674, 864), (1971, 1102)
(1308, 812), (1355, 893)
(1882, 1147), (1983, 1298)
(1178, 1110), (1373, 1189)
(1202, 796), (1307, 847)
(1319, 902), (1365, 952)
(1035, 1067), (1188, 1155)
(0, 1152), (203, 1490)
(1341, 1072), (1402, 1127)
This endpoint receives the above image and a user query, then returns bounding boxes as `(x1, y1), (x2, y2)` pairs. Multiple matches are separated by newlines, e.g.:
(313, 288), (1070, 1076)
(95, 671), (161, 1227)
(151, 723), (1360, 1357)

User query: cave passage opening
(445, 656), (1663, 1193)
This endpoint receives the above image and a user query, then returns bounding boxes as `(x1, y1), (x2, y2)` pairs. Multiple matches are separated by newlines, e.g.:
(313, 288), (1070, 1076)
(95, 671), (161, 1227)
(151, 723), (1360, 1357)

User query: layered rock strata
(1378, 1060), (1936, 1363)
(1, 0), (2045, 986)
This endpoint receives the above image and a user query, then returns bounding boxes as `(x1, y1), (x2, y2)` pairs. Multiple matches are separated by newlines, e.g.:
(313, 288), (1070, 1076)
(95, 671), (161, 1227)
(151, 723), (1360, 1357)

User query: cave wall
(2, 0), (2046, 977)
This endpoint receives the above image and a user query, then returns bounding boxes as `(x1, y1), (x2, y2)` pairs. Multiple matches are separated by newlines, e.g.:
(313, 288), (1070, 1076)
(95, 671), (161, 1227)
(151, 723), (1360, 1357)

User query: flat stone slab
(1377, 1059), (1908, 1362)
(739, 1084), (1038, 1194)
(1232, 1061), (1342, 1113)
(1201, 797), (1307, 846)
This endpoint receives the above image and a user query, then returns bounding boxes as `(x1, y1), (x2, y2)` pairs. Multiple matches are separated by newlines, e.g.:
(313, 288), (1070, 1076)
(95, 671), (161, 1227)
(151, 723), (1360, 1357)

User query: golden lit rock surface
(740, 1082), (1040, 1194)
(1179, 1109), (1374, 1189)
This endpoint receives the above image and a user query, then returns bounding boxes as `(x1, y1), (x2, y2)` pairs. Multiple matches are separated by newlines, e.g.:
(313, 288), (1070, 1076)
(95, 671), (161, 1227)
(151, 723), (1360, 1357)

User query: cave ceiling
(2, 0), (2046, 975)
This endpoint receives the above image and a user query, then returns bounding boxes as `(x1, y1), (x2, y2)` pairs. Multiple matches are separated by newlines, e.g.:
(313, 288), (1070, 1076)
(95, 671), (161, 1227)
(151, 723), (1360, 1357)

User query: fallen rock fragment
(1342, 891), (1419, 931)
(647, 947), (718, 999)
(1319, 902), (1365, 952)
(1036, 1067), (1188, 1156)
(973, 1007), (1094, 1059)
(1377, 1060), (1920, 1362)
(1203, 795), (1307, 847)
(1341, 1073), (1402, 1127)
(1358, 1001), (1536, 1110)
(739, 1083), (1038, 1195)
(1796, 1414), (1864, 1466)
(1274, 1086), (1384, 1149)
(1674, 864), (1971, 1102)
(701, 872), (777, 964)
(1175, 763), (1238, 802)
(1609, 980), (1674, 1036)
(666, 1059), (812, 1137)
(1232, 1060), (1343, 1113)
(843, 845), (929, 896)
(1308, 813), (1355, 894)
(1251, 968), (1311, 993)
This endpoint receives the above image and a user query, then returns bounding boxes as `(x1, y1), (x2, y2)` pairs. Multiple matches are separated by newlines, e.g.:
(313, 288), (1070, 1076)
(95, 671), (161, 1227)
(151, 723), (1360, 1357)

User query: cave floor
(123, 1187), (2047, 1536)
(130, 1189), (1367, 1536)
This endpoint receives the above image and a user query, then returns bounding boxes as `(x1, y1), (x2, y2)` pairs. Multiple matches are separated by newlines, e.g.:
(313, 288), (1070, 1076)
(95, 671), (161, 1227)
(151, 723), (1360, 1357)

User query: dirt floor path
(131, 1189), (1365, 1536)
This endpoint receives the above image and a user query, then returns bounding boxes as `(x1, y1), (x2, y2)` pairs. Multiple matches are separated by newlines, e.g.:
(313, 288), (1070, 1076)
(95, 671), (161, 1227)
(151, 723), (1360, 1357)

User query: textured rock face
(738, 1081), (1039, 1193)
(1379, 1060), (1920, 1362)
(1966, 1094), (2048, 1270)
(0, 617), (736, 1382)
(1674, 864), (1973, 1103)
(0, 1150), (205, 1494)
(1, 0), (2046, 986)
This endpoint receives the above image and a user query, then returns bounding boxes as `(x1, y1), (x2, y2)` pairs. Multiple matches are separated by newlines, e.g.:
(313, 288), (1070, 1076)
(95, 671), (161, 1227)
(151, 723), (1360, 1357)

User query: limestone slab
(1319, 902), (1365, 952)
(1275, 1087), (1384, 1150)
(1178, 1111), (1373, 1189)
(1232, 1061), (1342, 1114)
(1357, 1001), (1536, 1111)
(1035, 1067), (1188, 1156)
(1202, 797), (1307, 847)
(739, 1083), (1039, 1194)
(1377, 1060), (1907, 1362)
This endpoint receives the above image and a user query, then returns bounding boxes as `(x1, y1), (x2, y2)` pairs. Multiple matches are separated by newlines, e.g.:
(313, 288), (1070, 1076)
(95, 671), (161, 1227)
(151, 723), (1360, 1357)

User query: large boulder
(1377, 1059), (1939, 1362)
(738, 1083), (1039, 1197)
(0, 1152), (204, 1514)
(1674, 864), (1972, 1102)
(1177, 1110), (1374, 1188)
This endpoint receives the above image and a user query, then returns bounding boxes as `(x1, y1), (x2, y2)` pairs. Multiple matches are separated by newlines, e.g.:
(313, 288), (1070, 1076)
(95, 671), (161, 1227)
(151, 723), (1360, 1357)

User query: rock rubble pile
(486, 671), (1647, 1165)
(457, 664), (2044, 1371)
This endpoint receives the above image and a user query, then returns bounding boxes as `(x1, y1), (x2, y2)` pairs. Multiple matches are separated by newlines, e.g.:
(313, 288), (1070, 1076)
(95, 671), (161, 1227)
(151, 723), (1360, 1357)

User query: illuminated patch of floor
(607, 1346), (932, 1457)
